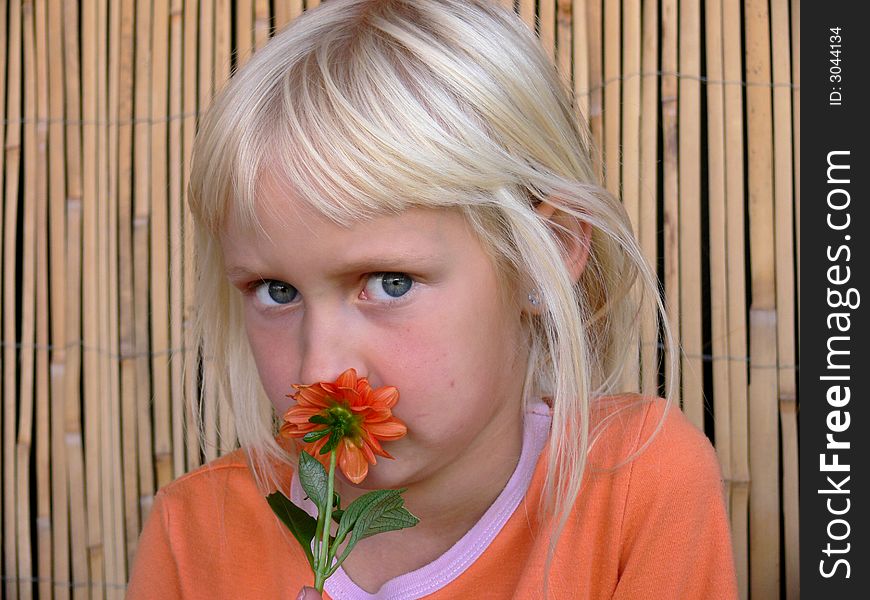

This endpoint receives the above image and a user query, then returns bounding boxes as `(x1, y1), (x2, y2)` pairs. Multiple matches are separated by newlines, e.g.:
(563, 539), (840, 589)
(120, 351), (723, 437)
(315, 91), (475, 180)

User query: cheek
(245, 320), (299, 415)
(374, 301), (520, 436)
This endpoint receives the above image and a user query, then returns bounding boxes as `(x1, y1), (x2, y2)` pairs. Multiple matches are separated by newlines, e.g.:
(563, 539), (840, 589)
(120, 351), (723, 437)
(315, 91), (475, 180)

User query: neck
(337, 412), (524, 538)
(331, 414), (525, 592)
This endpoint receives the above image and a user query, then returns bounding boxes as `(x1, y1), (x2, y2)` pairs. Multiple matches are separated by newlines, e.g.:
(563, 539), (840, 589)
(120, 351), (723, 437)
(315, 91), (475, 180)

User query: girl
(127, 1), (737, 598)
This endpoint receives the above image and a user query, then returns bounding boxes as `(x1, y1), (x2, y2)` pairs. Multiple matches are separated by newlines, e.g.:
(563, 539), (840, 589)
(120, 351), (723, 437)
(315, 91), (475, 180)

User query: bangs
(191, 0), (534, 236)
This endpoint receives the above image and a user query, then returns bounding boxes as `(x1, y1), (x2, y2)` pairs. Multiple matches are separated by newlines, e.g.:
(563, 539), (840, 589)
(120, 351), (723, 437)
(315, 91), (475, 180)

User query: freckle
(449, 380), (455, 388)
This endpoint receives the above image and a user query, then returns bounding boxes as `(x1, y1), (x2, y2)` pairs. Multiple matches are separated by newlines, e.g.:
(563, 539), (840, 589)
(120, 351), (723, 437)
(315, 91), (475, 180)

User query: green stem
(327, 528), (349, 564)
(314, 449), (338, 593)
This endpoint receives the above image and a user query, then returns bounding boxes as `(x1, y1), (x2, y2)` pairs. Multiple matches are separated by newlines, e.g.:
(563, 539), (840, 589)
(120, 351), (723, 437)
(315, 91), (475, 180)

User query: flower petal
(369, 386), (399, 408)
(335, 368), (358, 391)
(355, 378), (372, 397)
(282, 406), (324, 424)
(338, 439), (369, 484)
(360, 430), (394, 459)
(365, 419), (407, 440)
(360, 441), (377, 465)
(302, 436), (330, 466)
(294, 386), (332, 408)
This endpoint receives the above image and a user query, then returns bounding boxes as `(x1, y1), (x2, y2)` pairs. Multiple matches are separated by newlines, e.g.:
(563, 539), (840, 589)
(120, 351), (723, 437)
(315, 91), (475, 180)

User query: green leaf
(355, 505), (419, 541)
(298, 451), (329, 512)
(302, 428), (332, 443)
(347, 492), (418, 550)
(308, 414), (330, 425)
(320, 429), (342, 455)
(334, 488), (419, 545)
(332, 509), (344, 524)
(330, 489), (418, 572)
(266, 492), (317, 569)
(335, 489), (401, 542)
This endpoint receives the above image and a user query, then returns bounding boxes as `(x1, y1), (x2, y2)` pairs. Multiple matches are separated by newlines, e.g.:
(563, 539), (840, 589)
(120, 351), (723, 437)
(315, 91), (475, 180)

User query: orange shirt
(126, 399), (737, 599)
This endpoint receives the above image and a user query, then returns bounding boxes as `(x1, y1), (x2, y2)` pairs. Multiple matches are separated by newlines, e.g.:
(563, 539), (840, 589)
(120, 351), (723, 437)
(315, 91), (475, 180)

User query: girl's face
(220, 184), (531, 490)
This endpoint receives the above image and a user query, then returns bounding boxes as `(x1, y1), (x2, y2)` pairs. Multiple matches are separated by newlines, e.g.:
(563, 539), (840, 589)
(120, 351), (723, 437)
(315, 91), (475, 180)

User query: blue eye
(254, 280), (298, 306)
(366, 272), (414, 301)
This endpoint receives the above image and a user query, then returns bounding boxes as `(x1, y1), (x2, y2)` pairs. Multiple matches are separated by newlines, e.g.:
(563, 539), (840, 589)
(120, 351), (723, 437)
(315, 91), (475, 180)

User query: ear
(535, 200), (592, 283)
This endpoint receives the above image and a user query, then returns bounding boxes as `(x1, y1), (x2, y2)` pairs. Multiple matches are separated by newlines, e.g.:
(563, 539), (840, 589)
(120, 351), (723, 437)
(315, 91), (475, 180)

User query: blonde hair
(188, 0), (675, 588)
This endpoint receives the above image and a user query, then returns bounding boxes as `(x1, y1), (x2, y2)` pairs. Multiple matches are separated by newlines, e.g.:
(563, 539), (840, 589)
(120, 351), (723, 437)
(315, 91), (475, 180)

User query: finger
(296, 586), (322, 600)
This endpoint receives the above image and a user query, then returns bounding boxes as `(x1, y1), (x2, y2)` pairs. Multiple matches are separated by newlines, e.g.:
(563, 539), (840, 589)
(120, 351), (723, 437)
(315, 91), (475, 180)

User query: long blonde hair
(188, 0), (675, 586)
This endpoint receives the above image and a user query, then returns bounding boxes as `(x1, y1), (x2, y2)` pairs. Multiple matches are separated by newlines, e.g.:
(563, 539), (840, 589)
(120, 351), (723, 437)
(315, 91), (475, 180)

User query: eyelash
(248, 273), (417, 310)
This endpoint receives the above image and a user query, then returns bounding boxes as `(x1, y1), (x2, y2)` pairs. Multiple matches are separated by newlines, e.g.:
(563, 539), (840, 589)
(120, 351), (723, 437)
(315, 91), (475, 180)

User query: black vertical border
(799, 1), (869, 597)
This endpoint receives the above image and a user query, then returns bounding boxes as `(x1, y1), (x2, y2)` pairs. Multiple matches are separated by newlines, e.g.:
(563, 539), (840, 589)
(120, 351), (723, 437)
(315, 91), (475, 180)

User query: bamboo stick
(721, 0), (749, 595)
(518, 0), (534, 30)
(80, 0), (108, 591)
(152, 0), (174, 493)
(61, 0), (90, 594)
(638, 0), (659, 396)
(133, 0), (156, 529)
(100, 0), (128, 593)
(791, 0), (799, 325)
(169, 0), (185, 481)
(745, 0), (780, 596)
(275, 0), (302, 31)
(183, 0), (202, 473)
(660, 0), (680, 409)
(556, 1), (571, 85)
(215, 0), (232, 92)
(585, 0), (602, 177)
(3, 3), (23, 595)
(572, 0), (588, 120)
(602, 0), (619, 197)
(771, 0), (798, 596)
(116, 0), (139, 573)
(704, 0), (733, 502)
(198, 0), (215, 113)
(290, 0), (305, 22)
(198, 0), (217, 466)
(236, 0), (254, 68)
(0, 0), (7, 578)
(540, 0), (555, 58)
(678, 0), (703, 429)
(255, 0), (270, 50)
(34, 0), (54, 596)
(47, 0), (72, 595)
(306, 0), (320, 10)
(216, 0), (237, 454)
(619, 0), (641, 393)
(19, 3), (39, 595)
(620, 0), (641, 227)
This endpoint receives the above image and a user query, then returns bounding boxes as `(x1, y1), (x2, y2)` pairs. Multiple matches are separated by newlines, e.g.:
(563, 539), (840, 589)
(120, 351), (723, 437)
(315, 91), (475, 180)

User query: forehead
(219, 178), (482, 273)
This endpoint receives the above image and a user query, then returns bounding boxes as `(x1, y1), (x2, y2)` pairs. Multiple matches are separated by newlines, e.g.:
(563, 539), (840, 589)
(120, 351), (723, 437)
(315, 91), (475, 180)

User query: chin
(342, 460), (415, 491)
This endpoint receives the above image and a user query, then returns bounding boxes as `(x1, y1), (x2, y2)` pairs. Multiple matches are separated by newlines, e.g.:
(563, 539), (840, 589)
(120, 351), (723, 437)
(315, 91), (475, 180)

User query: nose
(297, 303), (367, 385)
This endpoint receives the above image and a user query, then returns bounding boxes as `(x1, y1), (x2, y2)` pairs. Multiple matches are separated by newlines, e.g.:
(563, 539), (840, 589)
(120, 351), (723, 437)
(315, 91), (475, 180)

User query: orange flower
(280, 368), (407, 484)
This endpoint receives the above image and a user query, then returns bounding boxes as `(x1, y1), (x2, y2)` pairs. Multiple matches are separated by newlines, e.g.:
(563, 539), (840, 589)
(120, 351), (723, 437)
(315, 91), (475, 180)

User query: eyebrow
(224, 253), (442, 282)
(326, 253), (441, 275)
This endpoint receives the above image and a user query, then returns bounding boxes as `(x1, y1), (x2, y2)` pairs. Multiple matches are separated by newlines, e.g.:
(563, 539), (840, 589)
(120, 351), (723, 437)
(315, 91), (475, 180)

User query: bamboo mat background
(0, 0), (799, 598)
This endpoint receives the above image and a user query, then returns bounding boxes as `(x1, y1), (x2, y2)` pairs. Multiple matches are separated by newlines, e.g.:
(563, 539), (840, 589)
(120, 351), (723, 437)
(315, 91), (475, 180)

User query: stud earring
(527, 288), (540, 306)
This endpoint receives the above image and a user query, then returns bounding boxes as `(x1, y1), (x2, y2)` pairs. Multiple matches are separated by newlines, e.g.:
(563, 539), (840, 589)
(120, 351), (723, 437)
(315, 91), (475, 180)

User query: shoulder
(589, 395), (721, 479)
(588, 395), (727, 535)
(157, 448), (253, 499)
(581, 395), (726, 527)
(150, 448), (272, 532)
(588, 398), (738, 597)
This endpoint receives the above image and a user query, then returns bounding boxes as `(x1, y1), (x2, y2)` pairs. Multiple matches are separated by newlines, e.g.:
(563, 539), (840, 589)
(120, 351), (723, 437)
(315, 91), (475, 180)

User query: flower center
(325, 404), (360, 437)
